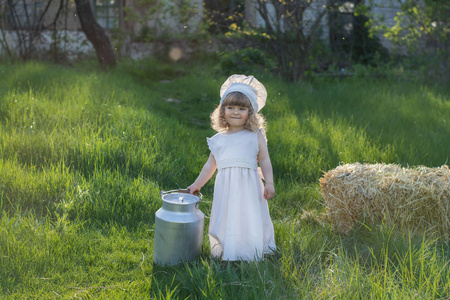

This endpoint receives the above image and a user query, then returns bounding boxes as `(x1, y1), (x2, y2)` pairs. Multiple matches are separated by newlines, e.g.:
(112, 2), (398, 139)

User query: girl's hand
(187, 184), (201, 194)
(264, 183), (275, 200)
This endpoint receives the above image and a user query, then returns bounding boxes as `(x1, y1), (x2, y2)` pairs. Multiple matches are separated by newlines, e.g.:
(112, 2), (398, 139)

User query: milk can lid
(161, 190), (201, 205)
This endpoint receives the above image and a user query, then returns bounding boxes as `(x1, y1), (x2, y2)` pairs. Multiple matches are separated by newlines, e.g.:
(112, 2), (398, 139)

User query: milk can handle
(160, 189), (202, 200)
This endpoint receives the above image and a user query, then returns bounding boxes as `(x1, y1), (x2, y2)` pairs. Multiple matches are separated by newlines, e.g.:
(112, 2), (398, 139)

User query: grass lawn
(0, 59), (449, 299)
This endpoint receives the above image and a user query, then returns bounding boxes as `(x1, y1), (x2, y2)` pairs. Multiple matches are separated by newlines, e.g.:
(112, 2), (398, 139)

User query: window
(94, 0), (120, 29)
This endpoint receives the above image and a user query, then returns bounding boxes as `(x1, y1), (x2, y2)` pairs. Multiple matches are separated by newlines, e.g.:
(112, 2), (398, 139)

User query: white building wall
(366, 0), (403, 51)
(129, 0), (204, 37)
(243, 0), (412, 52)
(304, 0), (329, 42)
(0, 30), (93, 59)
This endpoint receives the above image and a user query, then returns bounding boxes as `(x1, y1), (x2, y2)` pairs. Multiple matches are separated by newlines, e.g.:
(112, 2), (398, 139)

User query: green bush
(219, 47), (275, 76)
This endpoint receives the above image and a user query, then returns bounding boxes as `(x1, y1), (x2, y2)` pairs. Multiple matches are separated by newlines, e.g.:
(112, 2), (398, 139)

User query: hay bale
(319, 163), (450, 237)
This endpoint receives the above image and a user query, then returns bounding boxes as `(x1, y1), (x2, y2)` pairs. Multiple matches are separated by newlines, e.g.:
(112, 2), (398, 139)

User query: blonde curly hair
(210, 92), (266, 132)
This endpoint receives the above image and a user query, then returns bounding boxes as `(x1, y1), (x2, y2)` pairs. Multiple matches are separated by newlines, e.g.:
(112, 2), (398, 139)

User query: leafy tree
(328, 0), (389, 65)
(364, 0), (449, 79)
(252, 0), (328, 81)
(223, 0), (328, 81)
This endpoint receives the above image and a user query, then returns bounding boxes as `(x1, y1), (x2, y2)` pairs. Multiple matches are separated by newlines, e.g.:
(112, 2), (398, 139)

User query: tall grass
(0, 59), (449, 298)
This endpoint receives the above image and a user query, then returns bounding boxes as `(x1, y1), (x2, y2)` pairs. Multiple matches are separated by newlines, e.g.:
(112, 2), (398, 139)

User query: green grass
(0, 59), (449, 298)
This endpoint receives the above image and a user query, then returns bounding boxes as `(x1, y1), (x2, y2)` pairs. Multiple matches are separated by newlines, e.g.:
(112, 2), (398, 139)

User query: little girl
(188, 74), (276, 261)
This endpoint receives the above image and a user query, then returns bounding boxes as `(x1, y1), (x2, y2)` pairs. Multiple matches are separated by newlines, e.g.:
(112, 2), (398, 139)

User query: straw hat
(220, 74), (267, 112)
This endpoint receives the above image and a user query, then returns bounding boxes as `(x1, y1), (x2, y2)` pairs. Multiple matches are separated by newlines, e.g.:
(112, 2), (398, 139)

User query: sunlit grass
(0, 59), (449, 298)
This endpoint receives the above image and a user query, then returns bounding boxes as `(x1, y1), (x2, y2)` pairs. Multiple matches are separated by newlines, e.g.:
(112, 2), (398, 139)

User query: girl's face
(224, 105), (249, 131)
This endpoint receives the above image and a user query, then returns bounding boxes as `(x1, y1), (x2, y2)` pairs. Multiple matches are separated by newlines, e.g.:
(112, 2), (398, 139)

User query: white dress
(207, 129), (276, 261)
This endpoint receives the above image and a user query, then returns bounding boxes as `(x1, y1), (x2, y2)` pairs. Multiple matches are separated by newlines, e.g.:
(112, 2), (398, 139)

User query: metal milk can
(153, 189), (204, 266)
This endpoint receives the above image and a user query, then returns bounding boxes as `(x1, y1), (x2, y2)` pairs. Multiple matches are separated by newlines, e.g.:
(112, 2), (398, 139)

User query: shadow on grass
(150, 251), (286, 299)
(285, 78), (450, 167)
(0, 60), (221, 226)
(1, 61), (449, 229)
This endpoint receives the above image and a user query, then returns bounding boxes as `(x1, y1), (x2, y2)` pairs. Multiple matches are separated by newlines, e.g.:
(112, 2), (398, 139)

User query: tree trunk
(74, 0), (116, 67)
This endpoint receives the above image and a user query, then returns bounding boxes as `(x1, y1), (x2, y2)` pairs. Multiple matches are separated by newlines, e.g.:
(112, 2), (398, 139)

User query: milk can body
(153, 191), (204, 266)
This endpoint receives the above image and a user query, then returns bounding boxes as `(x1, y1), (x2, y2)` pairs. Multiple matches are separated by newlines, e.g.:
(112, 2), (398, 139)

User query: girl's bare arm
(187, 154), (217, 193)
(257, 131), (275, 199)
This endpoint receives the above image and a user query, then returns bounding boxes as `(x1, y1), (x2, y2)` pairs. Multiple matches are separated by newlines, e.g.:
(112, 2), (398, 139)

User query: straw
(319, 163), (450, 237)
